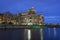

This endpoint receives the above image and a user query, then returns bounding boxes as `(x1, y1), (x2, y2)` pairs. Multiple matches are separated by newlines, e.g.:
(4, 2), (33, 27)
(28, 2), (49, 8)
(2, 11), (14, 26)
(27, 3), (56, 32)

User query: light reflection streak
(40, 29), (43, 40)
(48, 28), (50, 37)
(28, 30), (31, 40)
(54, 28), (56, 37)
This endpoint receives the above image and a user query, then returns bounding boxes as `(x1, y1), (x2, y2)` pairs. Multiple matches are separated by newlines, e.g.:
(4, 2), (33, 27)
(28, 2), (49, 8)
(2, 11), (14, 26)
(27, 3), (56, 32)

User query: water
(44, 28), (60, 40)
(0, 28), (60, 40)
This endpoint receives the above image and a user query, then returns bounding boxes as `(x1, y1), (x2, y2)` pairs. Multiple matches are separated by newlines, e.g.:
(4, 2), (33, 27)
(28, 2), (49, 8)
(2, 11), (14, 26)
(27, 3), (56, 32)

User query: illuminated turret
(0, 14), (3, 23)
(39, 13), (44, 25)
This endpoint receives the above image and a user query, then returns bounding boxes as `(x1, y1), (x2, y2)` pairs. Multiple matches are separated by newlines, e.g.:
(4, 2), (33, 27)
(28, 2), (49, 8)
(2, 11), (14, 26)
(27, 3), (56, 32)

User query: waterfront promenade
(0, 24), (60, 29)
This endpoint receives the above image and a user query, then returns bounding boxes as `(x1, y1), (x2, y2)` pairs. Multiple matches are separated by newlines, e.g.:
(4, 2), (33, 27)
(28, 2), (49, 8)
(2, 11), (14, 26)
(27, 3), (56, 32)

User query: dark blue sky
(0, 0), (60, 23)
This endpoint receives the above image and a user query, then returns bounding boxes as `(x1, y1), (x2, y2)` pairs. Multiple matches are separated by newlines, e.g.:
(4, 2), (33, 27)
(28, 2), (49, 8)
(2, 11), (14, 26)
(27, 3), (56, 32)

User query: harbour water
(0, 28), (60, 40)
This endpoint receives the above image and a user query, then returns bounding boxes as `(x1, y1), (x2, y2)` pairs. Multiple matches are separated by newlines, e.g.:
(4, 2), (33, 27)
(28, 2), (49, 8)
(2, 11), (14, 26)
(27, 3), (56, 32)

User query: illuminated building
(0, 7), (45, 40)
(0, 7), (44, 25)
(18, 7), (44, 25)
(0, 14), (3, 24)
(0, 7), (44, 40)
(24, 7), (44, 40)
(20, 12), (27, 25)
(3, 12), (12, 24)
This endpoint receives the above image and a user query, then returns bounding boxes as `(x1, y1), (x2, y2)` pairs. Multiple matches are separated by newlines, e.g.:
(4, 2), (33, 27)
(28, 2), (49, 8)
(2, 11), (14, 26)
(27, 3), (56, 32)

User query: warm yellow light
(0, 19), (2, 21)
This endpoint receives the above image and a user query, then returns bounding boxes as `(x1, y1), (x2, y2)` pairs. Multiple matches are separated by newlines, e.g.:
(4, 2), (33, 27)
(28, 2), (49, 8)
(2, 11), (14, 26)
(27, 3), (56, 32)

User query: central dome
(28, 7), (36, 15)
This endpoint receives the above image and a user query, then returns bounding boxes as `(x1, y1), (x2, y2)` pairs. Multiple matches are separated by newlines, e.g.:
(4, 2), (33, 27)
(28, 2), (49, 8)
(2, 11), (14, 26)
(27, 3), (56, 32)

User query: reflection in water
(28, 30), (31, 40)
(48, 28), (50, 37)
(54, 28), (56, 37)
(0, 28), (60, 40)
(40, 29), (43, 40)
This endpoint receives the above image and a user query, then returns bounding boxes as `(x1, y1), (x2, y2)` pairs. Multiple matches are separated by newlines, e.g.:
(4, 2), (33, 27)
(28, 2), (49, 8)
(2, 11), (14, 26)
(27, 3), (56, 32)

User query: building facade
(0, 7), (44, 25)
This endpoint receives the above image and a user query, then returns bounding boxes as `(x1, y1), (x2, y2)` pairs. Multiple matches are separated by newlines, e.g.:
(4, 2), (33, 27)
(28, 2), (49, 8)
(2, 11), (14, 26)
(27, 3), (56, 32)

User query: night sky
(0, 0), (60, 23)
